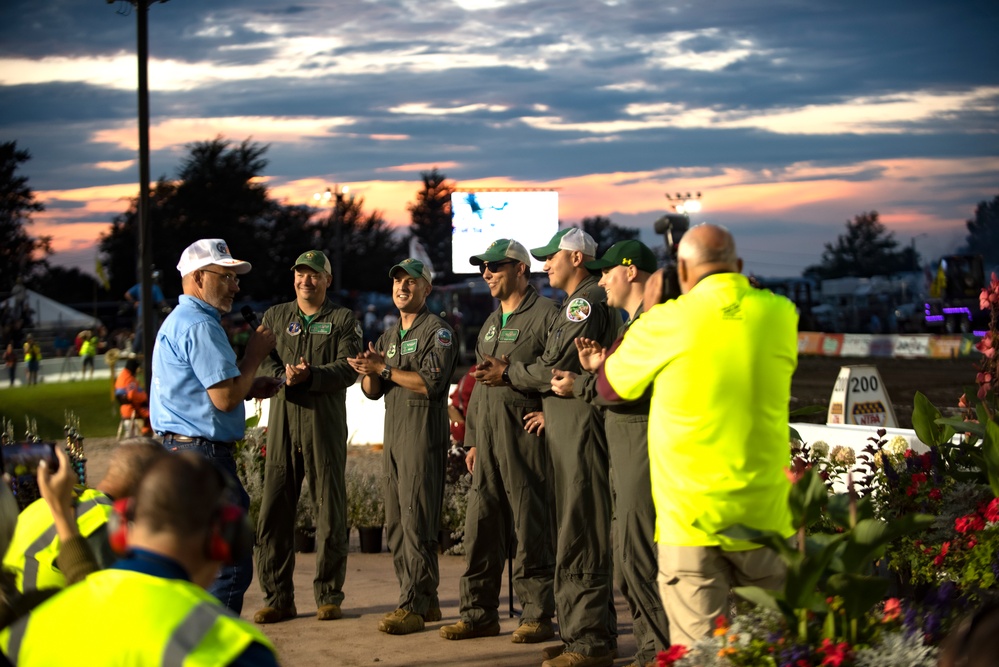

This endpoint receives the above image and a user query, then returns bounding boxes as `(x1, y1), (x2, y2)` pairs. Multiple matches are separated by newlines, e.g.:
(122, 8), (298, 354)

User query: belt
(161, 433), (234, 448)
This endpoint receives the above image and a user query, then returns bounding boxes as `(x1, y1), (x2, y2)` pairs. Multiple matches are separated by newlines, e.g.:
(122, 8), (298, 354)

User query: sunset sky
(1, 0), (997, 281)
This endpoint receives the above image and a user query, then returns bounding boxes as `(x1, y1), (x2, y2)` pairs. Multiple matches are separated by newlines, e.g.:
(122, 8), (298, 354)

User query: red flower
(818, 638), (853, 666)
(986, 498), (999, 523)
(904, 449), (915, 459)
(967, 538), (978, 549)
(911, 472), (927, 484)
(919, 453), (933, 471)
(882, 598), (902, 623)
(657, 645), (688, 666)
(260, 445), (267, 458)
(929, 488), (942, 501)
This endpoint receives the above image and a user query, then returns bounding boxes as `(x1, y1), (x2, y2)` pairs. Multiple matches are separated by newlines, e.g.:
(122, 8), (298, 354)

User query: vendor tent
(3, 289), (100, 330)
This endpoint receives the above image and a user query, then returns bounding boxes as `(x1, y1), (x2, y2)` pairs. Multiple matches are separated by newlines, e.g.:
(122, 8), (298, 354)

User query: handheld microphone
(241, 306), (284, 367)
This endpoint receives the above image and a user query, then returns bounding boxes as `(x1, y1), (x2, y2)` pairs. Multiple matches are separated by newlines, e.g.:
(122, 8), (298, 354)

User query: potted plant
(294, 480), (317, 553)
(440, 445), (471, 554)
(346, 452), (384, 553)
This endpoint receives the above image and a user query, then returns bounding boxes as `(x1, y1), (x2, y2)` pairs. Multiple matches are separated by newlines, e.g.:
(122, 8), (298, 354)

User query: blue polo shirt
(150, 295), (244, 442)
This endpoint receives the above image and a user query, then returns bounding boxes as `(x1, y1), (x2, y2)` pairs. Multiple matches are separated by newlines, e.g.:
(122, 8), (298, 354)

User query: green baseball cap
(292, 250), (331, 274)
(389, 258), (433, 284)
(469, 239), (531, 267)
(530, 228), (598, 260)
(584, 240), (658, 274)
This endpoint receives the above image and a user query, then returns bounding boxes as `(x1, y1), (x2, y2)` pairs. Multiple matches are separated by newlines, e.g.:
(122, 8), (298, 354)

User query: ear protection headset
(107, 487), (253, 565)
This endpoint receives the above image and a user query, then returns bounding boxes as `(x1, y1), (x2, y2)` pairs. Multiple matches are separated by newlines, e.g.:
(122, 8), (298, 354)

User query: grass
(0, 380), (121, 440)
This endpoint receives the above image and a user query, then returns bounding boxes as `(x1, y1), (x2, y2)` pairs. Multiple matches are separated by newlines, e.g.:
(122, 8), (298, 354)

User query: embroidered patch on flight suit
(498, 329), (519, 342)
(484, 324), (497, 341)
(287, 322), (302, 336)
(387, 343), (397, 358)
(565, 298), (591, 322)
(436, 328), (452, 347)
(309, 322), (332, 334)
(354, 322), (363, 339)
(401, 339), (418, 355)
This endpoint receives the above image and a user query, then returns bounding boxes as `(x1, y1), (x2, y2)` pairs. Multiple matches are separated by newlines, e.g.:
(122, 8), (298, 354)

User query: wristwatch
(379, 365), (392, 381)
(501, 366), (511, 386)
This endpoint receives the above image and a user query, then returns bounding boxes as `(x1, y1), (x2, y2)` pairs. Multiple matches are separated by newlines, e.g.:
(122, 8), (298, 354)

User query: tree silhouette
(407, 168), (455, 282)
(960, 195), (999, 267)
(803, 211), (917, 280)
(580, 215), (640, 256)
(0, 141), (51, 291)
(313, 195), (405, 293)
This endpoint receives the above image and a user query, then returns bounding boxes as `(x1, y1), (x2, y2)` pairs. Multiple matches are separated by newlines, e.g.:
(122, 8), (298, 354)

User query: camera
(1, 442), (59, 477)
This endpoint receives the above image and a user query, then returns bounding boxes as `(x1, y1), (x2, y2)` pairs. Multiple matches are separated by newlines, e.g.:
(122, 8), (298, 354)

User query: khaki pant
(657, 544), (786, 646)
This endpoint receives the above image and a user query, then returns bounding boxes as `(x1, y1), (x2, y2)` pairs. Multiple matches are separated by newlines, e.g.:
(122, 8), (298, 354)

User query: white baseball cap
(176, 239), (252, 277)
(530, 228), (598, 260)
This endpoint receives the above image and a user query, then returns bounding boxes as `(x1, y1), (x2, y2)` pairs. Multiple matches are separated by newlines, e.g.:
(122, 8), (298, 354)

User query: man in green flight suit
(476, 228), (621, 667)
(253, 250), (363, 624)
(439, 238), (559, 644)
(551, 240), (672, 666)
(348, 258), (458, 636)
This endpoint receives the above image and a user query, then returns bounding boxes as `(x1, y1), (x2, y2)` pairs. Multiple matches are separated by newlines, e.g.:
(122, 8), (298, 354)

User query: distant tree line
(3, 137), (998, 305)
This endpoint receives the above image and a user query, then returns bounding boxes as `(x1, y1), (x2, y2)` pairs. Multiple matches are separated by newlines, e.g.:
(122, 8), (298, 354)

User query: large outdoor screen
(450, 190), (559, 274)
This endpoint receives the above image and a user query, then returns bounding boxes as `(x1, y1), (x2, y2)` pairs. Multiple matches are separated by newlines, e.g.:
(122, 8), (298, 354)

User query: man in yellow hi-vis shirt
(595, 224), (798, 647)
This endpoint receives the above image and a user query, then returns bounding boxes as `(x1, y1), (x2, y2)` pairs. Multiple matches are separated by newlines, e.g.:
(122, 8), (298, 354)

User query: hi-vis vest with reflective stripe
(1, 568), (276, 665)
(2, 488), (113, 593)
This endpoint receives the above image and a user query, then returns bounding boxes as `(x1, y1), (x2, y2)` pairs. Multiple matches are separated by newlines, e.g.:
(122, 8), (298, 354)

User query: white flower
(886, 435), (909, 457)
(810, 441), (830, 459)
(830, 445), (856, 467)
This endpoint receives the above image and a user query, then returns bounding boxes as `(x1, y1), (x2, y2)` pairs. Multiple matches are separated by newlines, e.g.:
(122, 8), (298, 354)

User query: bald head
(676, 224), (742, 293)
(96, 437), (168, 500)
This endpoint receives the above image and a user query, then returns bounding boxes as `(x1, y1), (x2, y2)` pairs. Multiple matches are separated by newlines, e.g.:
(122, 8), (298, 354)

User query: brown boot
(253, 605), (297, 624)
(541, 644), (565, 660)
(378, 608), (425, 635)
(511, 619), (554, 644)
(423, 607), (442, 622)
(439, 619), (501, 640)
(317, 604), (342, 621)
(541, 651), (614, 667)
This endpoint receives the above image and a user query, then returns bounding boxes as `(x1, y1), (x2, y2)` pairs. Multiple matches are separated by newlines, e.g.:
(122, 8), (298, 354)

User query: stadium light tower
(664, 191), (703, 215)
(313, 185), (350, 294)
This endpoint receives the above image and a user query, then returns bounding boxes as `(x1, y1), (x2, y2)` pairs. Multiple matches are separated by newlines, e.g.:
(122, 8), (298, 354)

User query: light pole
(313, 185), (349, 295)
(109, 0), (169, 392)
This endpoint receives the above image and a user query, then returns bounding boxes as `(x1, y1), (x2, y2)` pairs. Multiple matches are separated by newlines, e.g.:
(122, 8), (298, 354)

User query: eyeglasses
(200, 269), (240, 285)
(478, 260), (515, 275)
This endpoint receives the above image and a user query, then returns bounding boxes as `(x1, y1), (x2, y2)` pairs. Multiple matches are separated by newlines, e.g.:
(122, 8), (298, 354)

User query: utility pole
(109, 0), (169, 391)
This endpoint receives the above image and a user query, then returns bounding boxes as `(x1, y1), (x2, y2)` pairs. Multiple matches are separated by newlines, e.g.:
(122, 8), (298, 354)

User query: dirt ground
(72, 355), (978, 666)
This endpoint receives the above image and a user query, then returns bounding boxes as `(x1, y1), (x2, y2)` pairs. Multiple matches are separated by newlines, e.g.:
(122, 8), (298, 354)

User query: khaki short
(657, 544), (786, 647)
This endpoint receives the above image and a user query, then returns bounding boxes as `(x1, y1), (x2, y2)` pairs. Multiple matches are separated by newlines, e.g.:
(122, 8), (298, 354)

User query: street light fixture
(313, 184), (350, 295)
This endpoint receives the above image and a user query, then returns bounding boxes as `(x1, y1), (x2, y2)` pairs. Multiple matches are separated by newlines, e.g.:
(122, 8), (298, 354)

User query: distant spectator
(4, 343), (16, 387)
(22, 334), (40, 385)
(52, 332), (71, 358)
(78, 330), (97, 380)
(448, 365), (476, 447)
(124, 269), (170, 353)
(363, 304), (380, 343)
(115, 357), (152, 436)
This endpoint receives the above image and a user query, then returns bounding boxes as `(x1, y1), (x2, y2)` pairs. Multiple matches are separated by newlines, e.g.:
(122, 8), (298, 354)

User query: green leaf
(784, 535), (846, 608)
(245, 414), (260, 429)
(983, 420), (999, 497)
(912, 392), (947, 445)
(827, 573), (890, 620)
(936, 417), (984, 438)
(790, 405), (827, 418)
(715, 524), (799, 561)
(789, 467), (829, 528)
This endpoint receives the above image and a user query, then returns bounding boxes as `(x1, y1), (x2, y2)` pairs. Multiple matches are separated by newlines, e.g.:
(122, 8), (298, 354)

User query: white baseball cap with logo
(176, 239), (252, 277)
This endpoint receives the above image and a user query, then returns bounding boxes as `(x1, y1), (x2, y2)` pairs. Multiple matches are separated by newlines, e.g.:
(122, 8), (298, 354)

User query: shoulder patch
(484, 324), (497, 341)
(354, 321), (363, 339)
(435, 328), (453, 347)
(387, 343), (397, 358)
(287, 322), (302, 336)
(565, 298), (591, 323)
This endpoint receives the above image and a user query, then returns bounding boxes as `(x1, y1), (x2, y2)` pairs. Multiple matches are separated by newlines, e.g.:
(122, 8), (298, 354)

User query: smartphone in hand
(1, 442), (59, 476)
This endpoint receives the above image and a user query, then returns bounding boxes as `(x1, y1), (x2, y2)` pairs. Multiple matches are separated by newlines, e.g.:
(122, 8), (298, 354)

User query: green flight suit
(255, 299), (362, 609)
(460, 285), (559, 627)
(574, 305), (670, 664)
(506, 274), (621, 657)
(368, 308), (458, 615)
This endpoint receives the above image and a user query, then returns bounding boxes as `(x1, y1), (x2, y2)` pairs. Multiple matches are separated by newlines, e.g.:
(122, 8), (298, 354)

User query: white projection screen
(450, 190), (559, 274)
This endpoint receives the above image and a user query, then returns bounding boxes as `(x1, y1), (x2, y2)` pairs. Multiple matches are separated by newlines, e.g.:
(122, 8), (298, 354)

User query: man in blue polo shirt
(150, 238), (282, 614)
